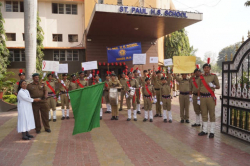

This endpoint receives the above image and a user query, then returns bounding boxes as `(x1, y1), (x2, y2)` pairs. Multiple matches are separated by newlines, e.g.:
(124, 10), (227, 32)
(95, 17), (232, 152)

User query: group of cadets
(13, 57), (219, 138)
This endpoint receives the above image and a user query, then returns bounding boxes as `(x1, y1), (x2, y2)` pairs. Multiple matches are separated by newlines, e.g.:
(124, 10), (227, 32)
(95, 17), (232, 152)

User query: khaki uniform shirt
(161, 83), (171, 96)
(134, 77), (142, 87)
(153, 76), (162, 89)
(69, 81), (77, 91)
(124, 79), (139, 92)
(119, 78), (128, 90)
(190, 77), (199, 94)
(198, 74), (220, 93)
(174, 76), (191, 92)
(143, 84), (155, 96)
(27, 82), (47, 102)
(45, 79), (57, 93)
(59, 80), (70, 91)
(108, 80), (122, 88)
(77, 79), (88, 89)
(141, 76), (147, 88)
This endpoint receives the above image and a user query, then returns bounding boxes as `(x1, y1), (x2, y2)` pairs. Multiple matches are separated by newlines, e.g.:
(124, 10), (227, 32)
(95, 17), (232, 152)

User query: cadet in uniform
(160, 68), (172, 123)
(69, 74), (77, 91)
(27, 73), (51, 133)
(142, 77), (155, 122)
(190, 65), (202, 127)
(93, 72), (103, 120)
(198, 58), (220, 138)
(125, 70), (139, 121)
(152, 67), (162, 117)
(104, 71), (111, 113)
(76, 71), (88, 89)
(140, 70), (148, 109)
(58, 74), (70, 120)
(14, 69), (26, 96)
(119, 72), (127, 111)
(45, 73), (58, 122)
(133, 69), (142, 114)
(109, 73), (122, 120)
(174, 73), (191, 123)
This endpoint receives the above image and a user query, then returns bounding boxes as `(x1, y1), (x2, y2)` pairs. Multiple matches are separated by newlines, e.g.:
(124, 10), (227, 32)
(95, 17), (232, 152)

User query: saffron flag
(69, 83), (104, 135)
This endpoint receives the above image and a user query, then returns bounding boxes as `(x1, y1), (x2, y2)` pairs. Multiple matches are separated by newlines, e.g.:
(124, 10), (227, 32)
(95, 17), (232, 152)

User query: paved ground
(0, 95), (249, 166)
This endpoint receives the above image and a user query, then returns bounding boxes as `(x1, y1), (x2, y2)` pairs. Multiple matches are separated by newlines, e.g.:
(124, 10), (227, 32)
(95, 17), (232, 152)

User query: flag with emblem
(69, 82), (105, 135)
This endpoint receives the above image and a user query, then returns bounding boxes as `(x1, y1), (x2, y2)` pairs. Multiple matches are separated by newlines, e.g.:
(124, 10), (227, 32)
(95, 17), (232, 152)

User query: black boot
(22, 132), (30, 140)
(150, 119), (153, 122)
(26, 131), (34, 138)
(115, 116), (119, 120)
(154, 114), (159, 117)
(185, 120), (190, 123)
(209, 133), (214, 138)
(198, 131), (208, 136)
(127, 118), (131, 121)
(164, 119), (167, 123)
(180, 120), (184, 123)
(137, 111), (141, 114)
(143, 118), (147, 122)
(111, 116), (115, 120)
(191, 123), (201, 127)
(119, 108), (122, 111)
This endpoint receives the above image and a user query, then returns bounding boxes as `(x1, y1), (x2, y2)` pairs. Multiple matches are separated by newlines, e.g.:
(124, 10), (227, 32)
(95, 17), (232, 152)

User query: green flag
(69, 82), (104, 135)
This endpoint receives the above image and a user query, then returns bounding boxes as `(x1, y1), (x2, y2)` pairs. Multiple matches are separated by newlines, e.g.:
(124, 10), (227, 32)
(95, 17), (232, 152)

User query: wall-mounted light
(87, 39), (92, 41)
(134, 28), (139, 30)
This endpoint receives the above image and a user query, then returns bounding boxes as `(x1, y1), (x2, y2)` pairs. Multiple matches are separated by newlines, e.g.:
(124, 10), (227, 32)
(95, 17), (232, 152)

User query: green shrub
(3, 95), (17, 104)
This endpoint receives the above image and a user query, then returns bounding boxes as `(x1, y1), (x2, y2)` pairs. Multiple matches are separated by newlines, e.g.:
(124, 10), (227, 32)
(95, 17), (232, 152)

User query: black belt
(200, 93), (211, 96)
(180, 92), (189, 95)
(193, 93), (198, 96)
(144, 95), (151, 97)
(162, 95), (171, 99)
(48, 92), (54, 94)
(155, 88), (160, 90)
(121, 88), (124, 90)
(60, 91), (68, 94)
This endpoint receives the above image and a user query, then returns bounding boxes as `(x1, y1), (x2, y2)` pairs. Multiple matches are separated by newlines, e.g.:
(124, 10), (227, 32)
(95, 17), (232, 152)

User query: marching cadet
(109, 73), (122, 120)
(27, 73), (51, 134)
(69, 74), (77, 91)
(174, 73), (191, 123)
(142, 77), (155, 122)
(14, 69), (26, 96)
(160, 68), (173, 123)
(119, 71), (128, 111)
(198, 58), (220, 138)
(93, 72), (103, 120)
(140, 70), (149, 110)
(125, 69), (139, 121)
(190, 65), (202, 127)
(133, 68), (142, 114)
(76, 69), (88, 89)
(44, 72), (58, 122)
(152, 67), (162, 117)
(58, 74), (70, 120)
(104, 71), (111, 113)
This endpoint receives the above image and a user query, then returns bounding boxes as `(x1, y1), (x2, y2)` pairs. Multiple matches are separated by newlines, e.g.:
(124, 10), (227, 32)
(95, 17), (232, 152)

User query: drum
(129, 88), (135, 98)
(109, 88), (118, 105)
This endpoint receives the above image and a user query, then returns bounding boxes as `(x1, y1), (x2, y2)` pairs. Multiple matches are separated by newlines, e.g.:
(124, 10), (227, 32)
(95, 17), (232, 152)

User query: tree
(245, 1), (250, 6)
(0, 3), (9, 74)
(217, 42), (241, 69)
(24, 0), (37, 80)
(164, 29), (192, 59)
(36, 13), (44, 73)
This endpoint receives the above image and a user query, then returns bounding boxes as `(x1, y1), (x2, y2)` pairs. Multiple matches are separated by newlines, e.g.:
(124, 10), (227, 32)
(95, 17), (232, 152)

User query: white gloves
(61, 80), (64, 84)
(189, 95), (193, 102)
(58, 95), (61, 101)
(197, 97), (200, 105)
(129, 87), (134, 90)
(42, 72), (46, 79)
(209, 82), (216, 88)
(168, 67), (171, 73)
(55, 72), (58, 79)
(154, 96), (157, 103)
(126, 93), (129, 98)
(160, 101), (163, 105)
(89, 74), (92, 78)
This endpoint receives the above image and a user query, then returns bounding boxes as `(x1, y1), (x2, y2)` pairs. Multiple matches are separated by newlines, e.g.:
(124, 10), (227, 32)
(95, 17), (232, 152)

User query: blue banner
(107, 42), (142, 63)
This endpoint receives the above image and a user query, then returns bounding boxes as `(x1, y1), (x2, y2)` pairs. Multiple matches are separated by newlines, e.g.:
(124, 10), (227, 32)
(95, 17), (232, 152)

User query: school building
(2, 0), (202, 80)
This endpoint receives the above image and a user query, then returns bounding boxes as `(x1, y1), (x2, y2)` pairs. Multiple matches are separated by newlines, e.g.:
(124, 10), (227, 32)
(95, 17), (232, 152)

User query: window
(53, 34), (63, 42)
(52, 3), (77, 15)
(98, 0), (104, 4)
(117, 0), (123, 5)
(9, 50), (25, 62)
(5, 1), (24, 12)
(68, 34), (78, 42)
(6, 33), (16, 41)
(22, 33), (25, 41)
(53, 50), (79, 61)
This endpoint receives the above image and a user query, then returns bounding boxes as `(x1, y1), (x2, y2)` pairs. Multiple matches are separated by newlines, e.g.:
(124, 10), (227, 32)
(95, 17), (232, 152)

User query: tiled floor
(0, 95), (249, 166)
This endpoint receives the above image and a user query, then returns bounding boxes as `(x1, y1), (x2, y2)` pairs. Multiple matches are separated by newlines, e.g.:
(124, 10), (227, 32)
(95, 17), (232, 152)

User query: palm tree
(245, 1), (250, 6)
(24, 0), (37, 80)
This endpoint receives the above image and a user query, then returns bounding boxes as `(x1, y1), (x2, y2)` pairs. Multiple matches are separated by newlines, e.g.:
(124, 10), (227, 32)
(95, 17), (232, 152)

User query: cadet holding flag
(198, 58), (220, 138)
(58, 74), (70, 120)
(76, 68), (88, 89)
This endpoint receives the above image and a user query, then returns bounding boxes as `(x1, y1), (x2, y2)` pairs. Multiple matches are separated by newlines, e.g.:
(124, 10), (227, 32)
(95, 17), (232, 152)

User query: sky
(172, 0), (250, 60)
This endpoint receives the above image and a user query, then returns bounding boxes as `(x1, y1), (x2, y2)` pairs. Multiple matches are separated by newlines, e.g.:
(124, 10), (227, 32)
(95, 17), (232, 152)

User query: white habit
(17, 89), (35, 133)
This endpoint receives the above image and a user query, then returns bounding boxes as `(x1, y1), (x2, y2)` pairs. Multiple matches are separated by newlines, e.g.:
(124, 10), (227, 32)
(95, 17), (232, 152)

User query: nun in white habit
(17, 80), (41, 140)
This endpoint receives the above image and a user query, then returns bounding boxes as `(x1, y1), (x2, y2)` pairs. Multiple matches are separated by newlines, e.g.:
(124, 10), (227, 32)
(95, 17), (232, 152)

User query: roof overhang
(86, 4), (203, 38)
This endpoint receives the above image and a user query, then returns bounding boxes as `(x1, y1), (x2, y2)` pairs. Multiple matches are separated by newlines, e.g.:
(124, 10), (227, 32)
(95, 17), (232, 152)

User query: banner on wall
(107, 42), (142, 63)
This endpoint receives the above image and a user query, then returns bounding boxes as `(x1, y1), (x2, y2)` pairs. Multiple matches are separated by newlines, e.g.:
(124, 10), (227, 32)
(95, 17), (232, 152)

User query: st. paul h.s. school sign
(119, 6), (188, 18)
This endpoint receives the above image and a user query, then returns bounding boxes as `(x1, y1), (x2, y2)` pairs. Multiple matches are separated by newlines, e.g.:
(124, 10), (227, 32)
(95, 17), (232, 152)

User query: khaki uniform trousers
(136, 89), (140, 104)
(32, 102), (50, 131)
(193, 95), (201, 115)
(61, 94), (69, 109)
(111, 105), (119, 116)
(143, 97), (152, 111)
(200, 96), (215, 122)
(126, 96), (136, 110)
(162, 97), (171, 111)
(155, 90), (162, 114)
(119, 90), (125, 109)
(104, 90), (109, 104)
(47, 97), (56, 111)
(179, 94), (189, 120)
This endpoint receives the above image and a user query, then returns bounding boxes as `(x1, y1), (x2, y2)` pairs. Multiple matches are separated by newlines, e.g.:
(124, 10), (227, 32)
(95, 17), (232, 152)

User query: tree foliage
(217, 42), (241, 69)
(245, 1), (250, 6)
(164, 29), (192, 59)
(36, 13), (44, 73)
(0, 3), (9, 74)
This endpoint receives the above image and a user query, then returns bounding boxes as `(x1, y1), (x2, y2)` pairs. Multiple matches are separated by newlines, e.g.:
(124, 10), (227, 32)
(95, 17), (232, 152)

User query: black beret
(133, 70), (137, 73)
(62, 73), (68, 76)
(47, 73), (52, 77)
(161, 77), (167, 80)
(203, 63), (211, 69)
(194, 68), (201, 73)
(71, 74), (76, 77)
(111, 73), (116, 76)
(143, 70), (147, 73)
(18, 73), (25, 76)
(127, 72), (132, 75)
(32, 73), (39, 77)
(145, 77), (150, 82)
(156, 70), (162, 74)
(78, 71), (84, 74)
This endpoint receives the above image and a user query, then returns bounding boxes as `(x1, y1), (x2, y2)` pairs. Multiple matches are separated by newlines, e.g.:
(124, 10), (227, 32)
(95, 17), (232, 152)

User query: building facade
(2, 0), (202, 80)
